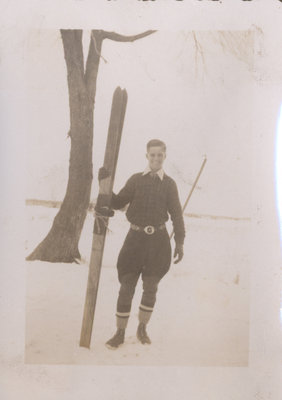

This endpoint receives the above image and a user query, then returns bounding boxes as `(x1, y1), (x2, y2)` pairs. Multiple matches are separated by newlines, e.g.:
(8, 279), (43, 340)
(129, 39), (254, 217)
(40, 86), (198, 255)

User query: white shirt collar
(142, 166), (164, 181)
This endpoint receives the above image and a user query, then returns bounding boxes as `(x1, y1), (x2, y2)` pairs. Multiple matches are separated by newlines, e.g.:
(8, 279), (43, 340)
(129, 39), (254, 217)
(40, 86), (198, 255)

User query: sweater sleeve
(111, 174), (136, 210)
(167, 179), (185, 245)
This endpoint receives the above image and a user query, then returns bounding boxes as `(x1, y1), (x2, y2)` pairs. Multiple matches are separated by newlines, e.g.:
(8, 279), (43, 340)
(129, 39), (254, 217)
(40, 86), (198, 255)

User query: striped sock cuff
(138, 304), (154, 324)
(139, 304), (154, 312)
(116, 312), (130, 329)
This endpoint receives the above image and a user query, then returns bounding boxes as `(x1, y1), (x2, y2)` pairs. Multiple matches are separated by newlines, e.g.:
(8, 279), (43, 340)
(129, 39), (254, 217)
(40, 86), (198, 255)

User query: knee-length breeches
(116, 227), (172, 314)
(117, 227), (172, 282)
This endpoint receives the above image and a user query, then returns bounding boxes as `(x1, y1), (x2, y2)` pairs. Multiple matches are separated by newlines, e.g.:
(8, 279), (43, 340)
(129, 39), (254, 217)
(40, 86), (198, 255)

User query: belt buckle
(144, 225), (155, 235)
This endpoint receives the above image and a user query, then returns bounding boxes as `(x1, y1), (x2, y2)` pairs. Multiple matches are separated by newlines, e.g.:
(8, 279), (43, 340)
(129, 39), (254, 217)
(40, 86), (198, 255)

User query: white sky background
(25, 29), (253, 218)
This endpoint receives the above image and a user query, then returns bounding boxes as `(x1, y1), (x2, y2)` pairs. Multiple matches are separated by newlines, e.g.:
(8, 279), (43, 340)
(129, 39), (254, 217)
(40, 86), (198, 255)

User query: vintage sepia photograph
(24, 29), (254, 365)
(1, 1), (282, 399)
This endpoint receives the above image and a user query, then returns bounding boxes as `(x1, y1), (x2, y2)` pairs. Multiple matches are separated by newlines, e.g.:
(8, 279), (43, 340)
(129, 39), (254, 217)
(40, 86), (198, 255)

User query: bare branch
(91, 31), (107, 63)
(83, 29), (156, 105)
(84, 30), (104, 102)
(102, 30), (157, 42)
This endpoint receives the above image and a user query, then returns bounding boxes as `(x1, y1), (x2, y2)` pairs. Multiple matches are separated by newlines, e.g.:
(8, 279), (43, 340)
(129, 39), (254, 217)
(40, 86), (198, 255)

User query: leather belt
(130, 223), (166, 235)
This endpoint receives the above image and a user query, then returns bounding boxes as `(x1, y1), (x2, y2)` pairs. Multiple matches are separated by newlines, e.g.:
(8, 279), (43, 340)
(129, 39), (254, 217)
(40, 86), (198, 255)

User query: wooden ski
(80, 87), (128, 348)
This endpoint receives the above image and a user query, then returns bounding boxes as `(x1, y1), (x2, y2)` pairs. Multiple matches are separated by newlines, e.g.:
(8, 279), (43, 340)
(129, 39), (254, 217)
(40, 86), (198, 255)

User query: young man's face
(146, 146), (166, 172)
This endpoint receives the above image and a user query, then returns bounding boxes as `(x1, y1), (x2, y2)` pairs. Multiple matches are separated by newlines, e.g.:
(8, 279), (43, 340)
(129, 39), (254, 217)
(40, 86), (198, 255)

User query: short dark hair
(146, 139), (166, 152)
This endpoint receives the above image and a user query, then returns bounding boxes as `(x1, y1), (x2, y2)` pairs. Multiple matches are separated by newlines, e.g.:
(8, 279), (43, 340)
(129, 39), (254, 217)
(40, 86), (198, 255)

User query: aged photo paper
(1, 0), (282, 399)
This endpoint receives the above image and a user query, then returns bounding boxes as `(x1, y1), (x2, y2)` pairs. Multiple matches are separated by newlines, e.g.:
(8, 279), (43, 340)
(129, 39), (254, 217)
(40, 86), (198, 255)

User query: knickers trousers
(115, 227), (172, 329)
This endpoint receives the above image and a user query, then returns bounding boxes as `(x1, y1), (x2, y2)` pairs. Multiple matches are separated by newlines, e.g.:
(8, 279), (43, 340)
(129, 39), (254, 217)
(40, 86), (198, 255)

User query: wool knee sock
(138, 304), (154, 325)
(116, 311), (130, 330)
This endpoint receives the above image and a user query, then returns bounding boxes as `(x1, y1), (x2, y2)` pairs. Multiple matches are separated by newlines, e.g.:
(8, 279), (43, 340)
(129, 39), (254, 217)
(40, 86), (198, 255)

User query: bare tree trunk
(27, 29), (155, 263)
(27, 30), (102, 262)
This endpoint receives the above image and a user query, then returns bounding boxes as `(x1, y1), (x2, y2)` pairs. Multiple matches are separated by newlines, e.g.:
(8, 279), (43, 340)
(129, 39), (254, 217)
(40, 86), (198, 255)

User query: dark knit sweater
(111, 172), (185, 245)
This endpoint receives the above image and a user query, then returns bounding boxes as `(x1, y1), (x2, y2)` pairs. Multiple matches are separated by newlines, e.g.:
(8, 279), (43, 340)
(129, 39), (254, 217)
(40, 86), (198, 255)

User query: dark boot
(137, 322), (151, 345)
(105, 329), (125, 349)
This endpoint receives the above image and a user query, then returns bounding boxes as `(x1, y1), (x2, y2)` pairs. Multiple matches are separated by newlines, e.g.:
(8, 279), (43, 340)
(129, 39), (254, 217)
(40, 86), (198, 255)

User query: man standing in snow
(97, 139), (185, 349)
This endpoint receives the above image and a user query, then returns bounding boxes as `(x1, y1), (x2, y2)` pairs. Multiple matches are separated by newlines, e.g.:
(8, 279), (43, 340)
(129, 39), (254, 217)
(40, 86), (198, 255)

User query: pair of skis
(80, 87), (128, 348)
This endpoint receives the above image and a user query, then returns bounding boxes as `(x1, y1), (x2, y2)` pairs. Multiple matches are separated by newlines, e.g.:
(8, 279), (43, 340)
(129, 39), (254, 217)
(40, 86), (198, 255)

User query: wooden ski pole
(80, 87), (128, 348)
(170, 156), (207, 240)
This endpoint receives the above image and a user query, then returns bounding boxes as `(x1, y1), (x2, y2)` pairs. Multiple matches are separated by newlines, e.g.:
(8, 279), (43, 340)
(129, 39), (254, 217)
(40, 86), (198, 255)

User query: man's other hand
(173, 243), (184, 264)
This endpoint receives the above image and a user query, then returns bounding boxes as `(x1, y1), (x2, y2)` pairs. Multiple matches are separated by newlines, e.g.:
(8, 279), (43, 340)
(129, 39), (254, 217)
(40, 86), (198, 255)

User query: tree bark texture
(27, 29), (155, 263)
(27, 30), (103, 262)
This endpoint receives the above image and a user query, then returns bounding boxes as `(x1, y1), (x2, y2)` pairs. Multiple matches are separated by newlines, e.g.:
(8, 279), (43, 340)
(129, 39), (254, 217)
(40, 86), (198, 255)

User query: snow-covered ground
(25, 206), (250, 366)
